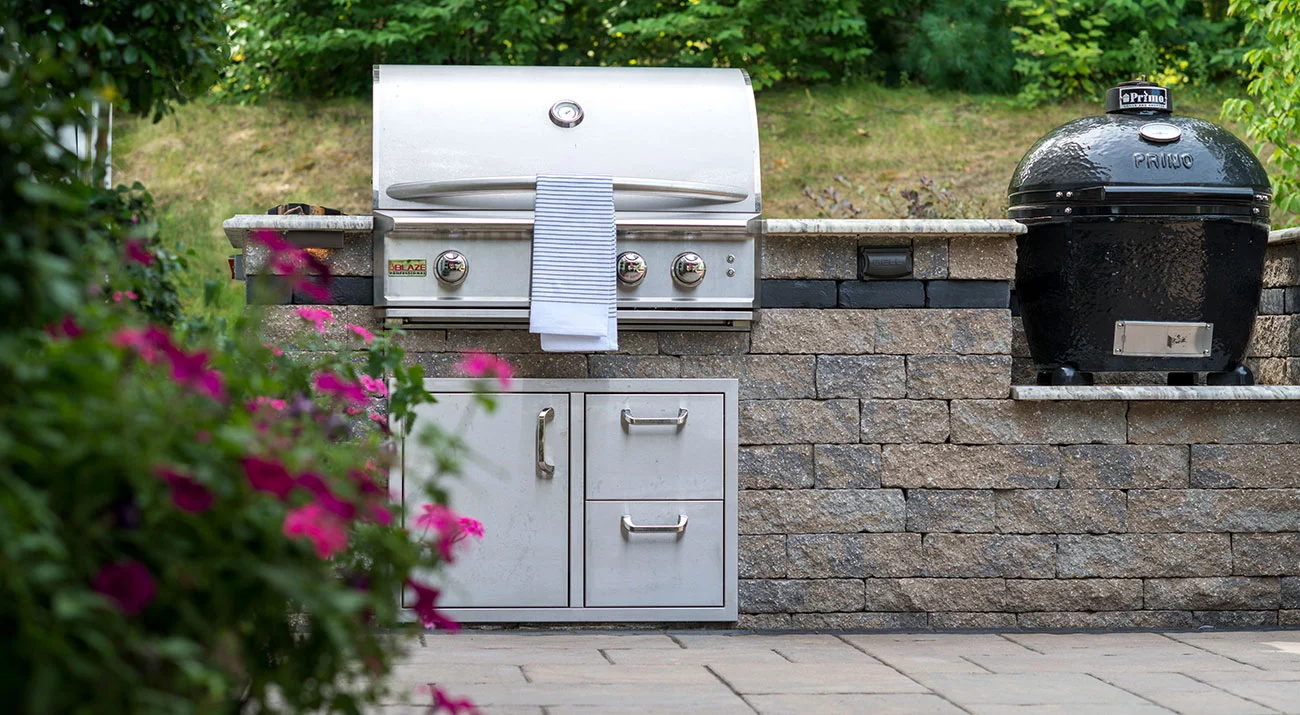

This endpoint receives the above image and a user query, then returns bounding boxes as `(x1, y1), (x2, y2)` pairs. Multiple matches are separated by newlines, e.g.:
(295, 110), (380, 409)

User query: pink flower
(295, 472), (357, 520)
(408, 580), (459, 631)
(156, 466), (214, 513)
(111, 326), (169, 363)
(125, 240), (155, 266)
(45, 315), (82, 339)
(250, 229), (294, 254)
(92, 560), (156, 616)
(112, 290), (139, 302)
(293, 307), (334, 335)
(314, 372), (367, 405)
(415, 504), (482, 563)
(368, 413), (389, 431)
(457, 351), (513, 389)
(420, 685), (480, 714)
(249, 396), (287, 412)
(295, 279), (332, 303)
(459, 517), (485, 540)
(346, 324), (375, 345)
(242, 456), (294, 499)
(367, 503), (393, 526)
(283, 503), (349, 559)
(359, 374), (388, 397)
(162, 345), (228, 403)
(264, 344), (284, 357)
(349, 468), (383, 495)
(293, 306), (333, 333)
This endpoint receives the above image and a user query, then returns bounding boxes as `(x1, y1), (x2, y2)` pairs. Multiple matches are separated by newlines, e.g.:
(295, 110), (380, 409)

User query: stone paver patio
(377, 630), (1300, 714)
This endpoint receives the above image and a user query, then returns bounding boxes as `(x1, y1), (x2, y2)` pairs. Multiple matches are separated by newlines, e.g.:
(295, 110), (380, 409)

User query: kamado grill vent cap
(1105, 78), (1171, 115)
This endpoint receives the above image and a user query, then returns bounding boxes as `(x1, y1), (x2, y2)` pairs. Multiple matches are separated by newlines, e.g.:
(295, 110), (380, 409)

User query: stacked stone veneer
(1248, 239), (1300, 384)
(251, 226), (1300, 630)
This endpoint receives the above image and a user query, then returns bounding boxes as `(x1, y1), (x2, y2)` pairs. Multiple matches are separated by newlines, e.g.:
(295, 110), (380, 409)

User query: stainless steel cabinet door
(585, 501), (724, 608)
(585, 393), (725, 500)
(403, 393), (570, 608)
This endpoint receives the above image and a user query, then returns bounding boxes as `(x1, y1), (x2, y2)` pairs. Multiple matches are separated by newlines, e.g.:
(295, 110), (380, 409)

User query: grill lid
(372, 65), (760, 214)
(1008, 79), (1270, 223)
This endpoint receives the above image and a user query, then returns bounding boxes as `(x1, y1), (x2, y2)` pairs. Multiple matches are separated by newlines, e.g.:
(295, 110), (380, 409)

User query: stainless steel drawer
(584, 500), (724, 608)
(585, 393), (724, 500)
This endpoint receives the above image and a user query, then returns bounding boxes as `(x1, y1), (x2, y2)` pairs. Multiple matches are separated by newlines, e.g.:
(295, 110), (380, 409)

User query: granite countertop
(223, 214), (375, 248)
(221, 213), (1298, 248)
(1012, 385), (1300, 400)
(760, 218), (1027, 236)
(1269, 227), (1300, 246)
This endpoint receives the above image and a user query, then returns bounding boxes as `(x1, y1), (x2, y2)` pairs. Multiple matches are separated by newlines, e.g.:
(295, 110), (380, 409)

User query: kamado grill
(1009, 79), (1272, 386)
(372, 65), (761, 329)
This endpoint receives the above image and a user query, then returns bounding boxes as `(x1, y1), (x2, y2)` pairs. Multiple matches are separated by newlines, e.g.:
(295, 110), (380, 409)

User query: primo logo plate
(388, 259), (427, 277)
(1119, 86), (1170, 111)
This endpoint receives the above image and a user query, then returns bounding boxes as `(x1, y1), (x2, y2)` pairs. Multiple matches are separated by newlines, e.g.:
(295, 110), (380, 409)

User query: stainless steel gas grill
(372, 65), (761, 329)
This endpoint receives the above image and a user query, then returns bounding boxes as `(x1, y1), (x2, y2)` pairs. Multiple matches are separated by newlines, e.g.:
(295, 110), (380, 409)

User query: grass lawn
(113, 82), (1250, 315)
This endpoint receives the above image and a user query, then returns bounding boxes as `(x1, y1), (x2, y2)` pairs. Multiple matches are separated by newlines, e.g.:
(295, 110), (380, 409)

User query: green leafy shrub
(2, 5), (492, 712)
(1009, 0), (1248, 104)
(1223, 0), (1300, 217)
(1, 233), (500, 713)
(605, 0), (878, 88)
(900, 0), (1018, 93)
(223, 0), (893, 97)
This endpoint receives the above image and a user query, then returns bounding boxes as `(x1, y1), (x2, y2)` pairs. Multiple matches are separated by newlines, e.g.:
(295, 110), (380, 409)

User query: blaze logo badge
(388, 259), (427, 277)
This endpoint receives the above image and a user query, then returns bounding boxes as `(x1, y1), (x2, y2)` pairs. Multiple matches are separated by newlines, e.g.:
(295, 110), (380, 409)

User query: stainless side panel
(373, 66), (760, 213)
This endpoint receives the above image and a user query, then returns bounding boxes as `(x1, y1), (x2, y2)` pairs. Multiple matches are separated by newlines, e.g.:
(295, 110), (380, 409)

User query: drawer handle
(536, 407), (555, 479)
(620, 408), (688, 427)
(621, 514), (689, 534)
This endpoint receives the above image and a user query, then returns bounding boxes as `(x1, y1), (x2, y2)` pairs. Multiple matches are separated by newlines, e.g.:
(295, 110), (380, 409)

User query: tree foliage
(222, 0), (1251, 100)
(1223, 0), (1300, 215)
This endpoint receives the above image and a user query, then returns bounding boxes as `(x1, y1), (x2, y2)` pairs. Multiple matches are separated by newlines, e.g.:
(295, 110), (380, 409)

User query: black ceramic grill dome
(1008, 80), (1272, 386)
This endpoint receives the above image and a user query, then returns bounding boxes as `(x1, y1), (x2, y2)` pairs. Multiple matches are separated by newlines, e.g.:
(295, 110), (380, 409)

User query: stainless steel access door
(402, 392), (570, 608)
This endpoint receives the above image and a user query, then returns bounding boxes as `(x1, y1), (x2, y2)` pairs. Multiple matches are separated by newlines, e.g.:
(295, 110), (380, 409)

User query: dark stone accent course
(1009, 289), (1021, 317)
(759, 280), (837, 308)
(1287, 286), (1300, 314)
(839, 280), (925, 309)
(927, 280), (1011, 309)
(1259, 288), (1287, 315)
(246, 275), (294, 305)
(293, 276), (375, 306)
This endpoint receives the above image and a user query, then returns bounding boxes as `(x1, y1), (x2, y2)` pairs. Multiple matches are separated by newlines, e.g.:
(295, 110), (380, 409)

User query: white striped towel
(529, 174), (618, 352)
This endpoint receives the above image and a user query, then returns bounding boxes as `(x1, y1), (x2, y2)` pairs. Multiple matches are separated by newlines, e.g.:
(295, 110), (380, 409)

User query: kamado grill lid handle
(1105, 77), (1172, 115)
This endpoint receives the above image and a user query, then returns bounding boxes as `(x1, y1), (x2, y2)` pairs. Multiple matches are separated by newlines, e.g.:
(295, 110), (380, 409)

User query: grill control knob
(672, 252), (706, 287)
(434, 250), (468, 286)
(616, 252), (647, 286)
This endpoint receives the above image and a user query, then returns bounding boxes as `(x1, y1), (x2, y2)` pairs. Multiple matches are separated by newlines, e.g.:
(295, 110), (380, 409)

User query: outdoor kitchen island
(227, 215), (1300, 630)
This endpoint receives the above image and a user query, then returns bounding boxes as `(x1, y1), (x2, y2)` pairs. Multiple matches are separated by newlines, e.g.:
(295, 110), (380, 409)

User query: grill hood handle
(386, 176), (749, 204)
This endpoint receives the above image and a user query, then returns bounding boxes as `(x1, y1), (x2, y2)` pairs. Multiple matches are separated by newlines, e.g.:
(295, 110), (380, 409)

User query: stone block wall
(1249, 240), (1300, 384)
(253, 227), (1300, 629)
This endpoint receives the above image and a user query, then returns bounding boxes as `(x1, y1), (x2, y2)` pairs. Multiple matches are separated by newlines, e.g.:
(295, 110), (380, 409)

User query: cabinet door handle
(620, 408), (688, 427)
(621, 514), (689, 534)
(536, 407), (555, 479)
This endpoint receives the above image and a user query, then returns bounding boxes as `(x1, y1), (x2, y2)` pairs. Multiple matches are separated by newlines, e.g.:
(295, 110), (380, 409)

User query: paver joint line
(1176, 670), (1287, 715)
(703, 664), (762, 714)
(1160, 633), (1268, 672)
(1084, 672), (1178, 714)
(830, 634), (975, 715)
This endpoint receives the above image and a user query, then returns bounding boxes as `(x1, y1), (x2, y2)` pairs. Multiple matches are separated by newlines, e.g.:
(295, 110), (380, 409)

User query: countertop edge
(1012, 385), (1300, 401)
(761, 218), (1027, 237)
(223, 215), (375, 248)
